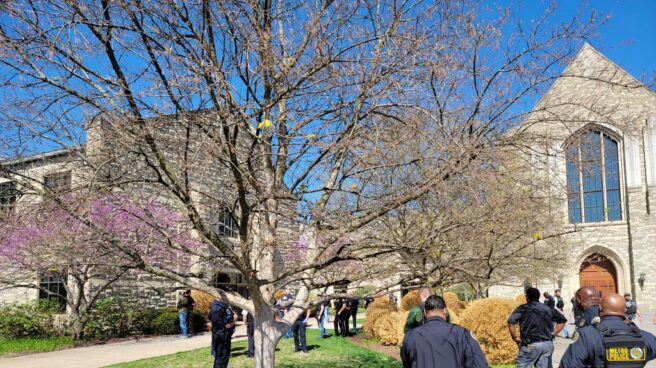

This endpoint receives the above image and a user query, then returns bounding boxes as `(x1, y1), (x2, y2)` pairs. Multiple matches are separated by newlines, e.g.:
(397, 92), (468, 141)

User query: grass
(105, 330), (401, 368)
(103, 329), (515, 368)
(0, 336), (73, 357)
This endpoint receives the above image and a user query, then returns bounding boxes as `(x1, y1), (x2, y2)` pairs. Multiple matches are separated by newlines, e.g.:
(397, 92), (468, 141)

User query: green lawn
(104, 329), (514, 368)
(0, 336), (73, 357)
(105, 330), (401, 368)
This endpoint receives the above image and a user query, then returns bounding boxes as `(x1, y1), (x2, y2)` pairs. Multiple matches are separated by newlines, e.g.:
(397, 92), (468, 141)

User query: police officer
(508, 287), (567, 368)
(559, 292), (656, 367)
(574, 287), (601, 329)
(208, 299), (235, 368)
(337, 297), (351, 337)
(625, 292), (641, 323)
(401, 295), (487, 368)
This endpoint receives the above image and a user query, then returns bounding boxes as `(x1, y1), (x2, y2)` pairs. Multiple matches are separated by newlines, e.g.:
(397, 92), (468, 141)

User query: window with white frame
(217, 209), (238, 238)
(566, 130), (622, 224)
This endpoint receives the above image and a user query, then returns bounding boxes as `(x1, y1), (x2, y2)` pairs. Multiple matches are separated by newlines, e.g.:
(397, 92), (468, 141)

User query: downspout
(621, 130), (637, 300)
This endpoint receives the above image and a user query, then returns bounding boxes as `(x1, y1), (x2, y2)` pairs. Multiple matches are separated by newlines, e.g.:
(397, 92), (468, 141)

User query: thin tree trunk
(70, 312), (84, 341)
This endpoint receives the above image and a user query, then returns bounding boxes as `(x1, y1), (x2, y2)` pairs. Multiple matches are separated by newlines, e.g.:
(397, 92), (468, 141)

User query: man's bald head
(575, 287), (601, 309)
(600, 293), (627, 318)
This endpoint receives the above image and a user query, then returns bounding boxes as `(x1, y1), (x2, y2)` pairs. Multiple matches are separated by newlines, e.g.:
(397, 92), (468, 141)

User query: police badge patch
(579, 319), (586, 327)
(571, 332), (579, 343)
(630, 347), (645, 360)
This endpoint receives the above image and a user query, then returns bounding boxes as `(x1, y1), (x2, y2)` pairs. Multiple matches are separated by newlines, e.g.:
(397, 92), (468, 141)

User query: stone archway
(579, 253), (618, 296)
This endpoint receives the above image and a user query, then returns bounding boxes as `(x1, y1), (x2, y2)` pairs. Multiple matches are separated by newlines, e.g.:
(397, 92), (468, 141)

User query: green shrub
(147, 308), (207, 336)
(0, 301), (60, 339)
(82, 298), (134, 341)
(152, 310), (179, 335)
(353, 285), (376, 298)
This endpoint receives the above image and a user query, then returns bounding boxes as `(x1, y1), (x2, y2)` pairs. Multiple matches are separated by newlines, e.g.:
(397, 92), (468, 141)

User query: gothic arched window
(566, 130), (622, 224)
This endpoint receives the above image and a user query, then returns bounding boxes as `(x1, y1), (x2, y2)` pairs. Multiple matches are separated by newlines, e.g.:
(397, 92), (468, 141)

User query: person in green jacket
(404, 287), (433, 332)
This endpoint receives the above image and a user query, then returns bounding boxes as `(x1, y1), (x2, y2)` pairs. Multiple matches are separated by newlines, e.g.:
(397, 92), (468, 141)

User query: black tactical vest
(598, 324), (647, 368)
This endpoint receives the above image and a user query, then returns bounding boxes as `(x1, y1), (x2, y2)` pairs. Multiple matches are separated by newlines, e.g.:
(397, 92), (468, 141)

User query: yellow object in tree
(258, 119), (272, 129)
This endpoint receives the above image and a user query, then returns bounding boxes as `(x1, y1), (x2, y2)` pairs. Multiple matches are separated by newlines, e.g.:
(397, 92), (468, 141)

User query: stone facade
(490, 44), (656, 309)
(0, 115), (298, 309)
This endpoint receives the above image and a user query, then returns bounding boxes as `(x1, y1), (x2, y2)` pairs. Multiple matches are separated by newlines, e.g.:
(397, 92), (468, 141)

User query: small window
(39, 271), (67, 312)
(0, 181), (19, 215)
(44, 172), (71, 194)
(217, 209), (238, 238)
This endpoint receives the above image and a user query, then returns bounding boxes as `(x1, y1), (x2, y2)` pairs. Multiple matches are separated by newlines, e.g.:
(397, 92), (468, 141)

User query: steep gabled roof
(534, 42), (655, 111)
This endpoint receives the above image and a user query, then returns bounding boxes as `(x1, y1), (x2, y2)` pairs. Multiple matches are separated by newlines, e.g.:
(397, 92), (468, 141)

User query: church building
(491, 43), (656, 309)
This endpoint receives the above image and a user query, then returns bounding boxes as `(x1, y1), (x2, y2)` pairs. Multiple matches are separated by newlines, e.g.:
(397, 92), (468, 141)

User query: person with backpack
(208, 299), (235, 368)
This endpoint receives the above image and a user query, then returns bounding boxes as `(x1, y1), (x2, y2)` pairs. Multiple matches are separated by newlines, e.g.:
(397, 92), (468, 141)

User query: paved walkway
(0, 325), (246, 368)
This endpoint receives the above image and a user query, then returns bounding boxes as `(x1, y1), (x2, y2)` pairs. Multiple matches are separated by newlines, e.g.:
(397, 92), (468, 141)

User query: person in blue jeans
(292, 307), (311, 353)
(315, 296), (330, 338)
(177, 290), (194, 338)
(508, 287), (567, 368)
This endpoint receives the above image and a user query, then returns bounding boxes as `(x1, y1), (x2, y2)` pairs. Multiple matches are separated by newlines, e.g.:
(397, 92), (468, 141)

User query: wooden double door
(579, 253), (617, 295)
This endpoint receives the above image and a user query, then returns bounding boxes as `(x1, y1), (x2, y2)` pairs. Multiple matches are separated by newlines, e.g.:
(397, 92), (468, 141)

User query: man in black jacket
(401, 295), (487, 368)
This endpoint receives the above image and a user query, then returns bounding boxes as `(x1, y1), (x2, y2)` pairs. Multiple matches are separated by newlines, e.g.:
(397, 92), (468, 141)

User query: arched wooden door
(579, 253), (617, 296)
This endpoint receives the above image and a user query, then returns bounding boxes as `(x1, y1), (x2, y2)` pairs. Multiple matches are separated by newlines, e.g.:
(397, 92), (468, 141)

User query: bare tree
(0, 0), (608, 365)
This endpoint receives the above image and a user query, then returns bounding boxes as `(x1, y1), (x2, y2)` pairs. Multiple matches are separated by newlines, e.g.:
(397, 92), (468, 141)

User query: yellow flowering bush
(457, 298), (519, 364)
(190, 290), (214, 316)
(374, 311), (409, 346)
(443, 291), (466, 316)
(400, 290), (421, 312)
(363, 297), (398, 339)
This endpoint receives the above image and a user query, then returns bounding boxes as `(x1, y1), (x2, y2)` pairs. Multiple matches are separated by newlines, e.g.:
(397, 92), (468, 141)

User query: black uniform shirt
(508, 301), (567, 343)
(401, 316), (488, 368)
(559, 315), (656, 368)
(576, 305), (600, 328)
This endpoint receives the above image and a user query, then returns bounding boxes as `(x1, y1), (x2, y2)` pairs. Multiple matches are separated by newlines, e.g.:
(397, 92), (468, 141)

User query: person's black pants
(334, 314), (339, 335)
(292, 320), (307, 352)
(338, 313), (350, 337)
(247, 321), (255, 357)
(212, 330), (231, 368)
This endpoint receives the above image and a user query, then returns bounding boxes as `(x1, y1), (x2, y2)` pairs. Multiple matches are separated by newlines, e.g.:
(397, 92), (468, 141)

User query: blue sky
(517, 0), (655, 83)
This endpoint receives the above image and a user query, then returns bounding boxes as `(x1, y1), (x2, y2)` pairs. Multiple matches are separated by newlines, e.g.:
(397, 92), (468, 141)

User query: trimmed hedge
(457, 298), (519, 364)
(400, 291), (420, 312)
(363, 297), (397, 339)
(443, 291), (466, 316)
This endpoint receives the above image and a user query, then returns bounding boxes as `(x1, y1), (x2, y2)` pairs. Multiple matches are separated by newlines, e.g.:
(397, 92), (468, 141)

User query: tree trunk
(253, 309), (283, 368)
(70, 313), (85, 341)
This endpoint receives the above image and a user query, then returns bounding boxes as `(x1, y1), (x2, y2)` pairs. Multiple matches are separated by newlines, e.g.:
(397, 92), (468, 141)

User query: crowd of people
(176, 285), (656, 368)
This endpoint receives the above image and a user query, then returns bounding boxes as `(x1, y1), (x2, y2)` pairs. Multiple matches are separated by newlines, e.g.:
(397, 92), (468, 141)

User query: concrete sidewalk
(0, 325), (247, 368)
